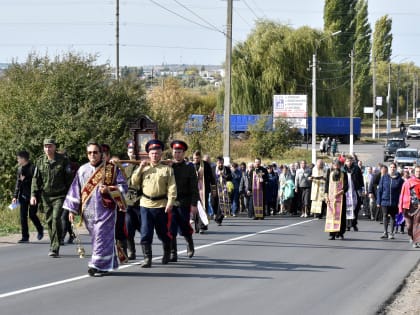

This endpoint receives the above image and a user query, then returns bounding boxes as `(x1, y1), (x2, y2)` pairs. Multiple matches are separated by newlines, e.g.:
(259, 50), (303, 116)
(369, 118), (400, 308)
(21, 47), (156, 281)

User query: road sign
(376, 96), (383, 106)
(364, 107), (374, 114)
(376, 109), (384, 118)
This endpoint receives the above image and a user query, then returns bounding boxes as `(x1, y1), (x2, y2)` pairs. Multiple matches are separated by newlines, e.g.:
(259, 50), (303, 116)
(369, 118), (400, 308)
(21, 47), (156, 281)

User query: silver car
(406, 124), (420, 139)
(394, 148), (420, 170)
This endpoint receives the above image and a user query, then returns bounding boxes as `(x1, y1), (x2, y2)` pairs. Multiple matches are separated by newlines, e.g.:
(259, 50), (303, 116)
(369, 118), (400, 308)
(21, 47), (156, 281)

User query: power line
(233, 7), (253, 28)
(242, 0), (259, 20)
(172, 0), (225, 35)
(249, 0), (266, 18)
(148, 0), (224, 35)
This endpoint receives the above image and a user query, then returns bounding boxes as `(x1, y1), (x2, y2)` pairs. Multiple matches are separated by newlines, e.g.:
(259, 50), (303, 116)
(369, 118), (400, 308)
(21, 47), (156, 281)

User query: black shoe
(37, 228), (44, 240)
(67, 237), (74, 244)
(346, 227), (350, 231)
(141, 260), (152, 268)
(48, 250), (59, 258)
(60, 240), (65, 246)
(329, 235), (336, 240)
(18, 238), (29, 243)
(87, 268), (107, 277)
(353, 226), (359, 232)
(380, 233), (388, 239)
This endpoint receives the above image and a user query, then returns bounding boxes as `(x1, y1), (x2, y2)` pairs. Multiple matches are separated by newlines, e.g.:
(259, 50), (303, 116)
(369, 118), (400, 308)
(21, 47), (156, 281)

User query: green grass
(0, 204), (49, 237)
(0, 206), (22, 236)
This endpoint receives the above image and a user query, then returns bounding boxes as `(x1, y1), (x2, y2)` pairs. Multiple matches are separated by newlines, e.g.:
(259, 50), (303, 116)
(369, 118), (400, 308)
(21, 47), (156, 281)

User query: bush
(248, 117), (301, 158)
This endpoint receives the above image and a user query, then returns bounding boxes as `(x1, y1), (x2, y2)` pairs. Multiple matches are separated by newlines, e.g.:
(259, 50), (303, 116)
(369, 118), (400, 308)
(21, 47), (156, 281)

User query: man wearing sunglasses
(64, 141), (128, 276)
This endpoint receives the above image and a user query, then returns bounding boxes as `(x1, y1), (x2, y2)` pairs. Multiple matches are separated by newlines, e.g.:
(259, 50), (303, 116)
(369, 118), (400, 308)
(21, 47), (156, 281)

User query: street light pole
(350, 49), (354, 155)
(311, 52), (317, 164)
(372, 57), (376, 139)
(311, 30), (341, 164)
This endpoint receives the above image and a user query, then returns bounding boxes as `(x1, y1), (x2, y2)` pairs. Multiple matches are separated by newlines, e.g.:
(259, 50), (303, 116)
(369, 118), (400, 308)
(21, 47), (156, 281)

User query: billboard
(273, 94), (307, 128)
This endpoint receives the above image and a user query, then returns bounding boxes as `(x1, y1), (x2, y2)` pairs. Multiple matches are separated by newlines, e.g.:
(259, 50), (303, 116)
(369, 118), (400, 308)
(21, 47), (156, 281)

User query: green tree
(148, 77), (188, 140)
(324, 0), (357, 61)
(0, 53), (148, 199)
(372, 15), (393, 62)
(354, 0), (372, 117)
(230, 20), (317, 115)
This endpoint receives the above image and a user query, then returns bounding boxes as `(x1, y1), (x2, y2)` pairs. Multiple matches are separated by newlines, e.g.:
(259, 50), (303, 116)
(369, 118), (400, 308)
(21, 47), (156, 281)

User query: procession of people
(10, 137), (420, 277)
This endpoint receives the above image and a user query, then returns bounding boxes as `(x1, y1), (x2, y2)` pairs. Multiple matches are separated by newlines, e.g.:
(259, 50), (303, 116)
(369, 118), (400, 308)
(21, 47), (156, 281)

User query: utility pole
(222, 0), (233, 165)
(349, 49), (354, 155)
(413, 74), (416, 119)
(372, 57), (376, 139)
(116, 0), (120, 81)
(386, 63), (391, 135)
(310, 30), (341, 164)
(396, 65), (400, 127)
(406, 86), (410, 122)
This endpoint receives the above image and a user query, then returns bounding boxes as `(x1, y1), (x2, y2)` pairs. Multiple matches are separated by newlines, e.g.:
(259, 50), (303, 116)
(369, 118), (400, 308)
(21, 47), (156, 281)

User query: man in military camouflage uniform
(30, 138), (73, 257)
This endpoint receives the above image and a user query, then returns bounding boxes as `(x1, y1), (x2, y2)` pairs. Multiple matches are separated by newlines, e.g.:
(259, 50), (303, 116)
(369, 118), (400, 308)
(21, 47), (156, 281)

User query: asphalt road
(1, 142), (418, 315)
(0, 215), (418, 315)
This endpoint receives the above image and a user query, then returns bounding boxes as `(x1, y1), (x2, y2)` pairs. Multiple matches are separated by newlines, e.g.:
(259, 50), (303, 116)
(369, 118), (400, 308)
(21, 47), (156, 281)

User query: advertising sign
(273, 95), (307, 128)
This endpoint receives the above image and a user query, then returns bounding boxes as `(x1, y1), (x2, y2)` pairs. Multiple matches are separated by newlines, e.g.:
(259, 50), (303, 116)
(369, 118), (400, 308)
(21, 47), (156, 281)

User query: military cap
(127, 140), (135, 149)
(43, 138), (56, 145)
(170, 140), (188, 151)
(145, 139), (164, 153)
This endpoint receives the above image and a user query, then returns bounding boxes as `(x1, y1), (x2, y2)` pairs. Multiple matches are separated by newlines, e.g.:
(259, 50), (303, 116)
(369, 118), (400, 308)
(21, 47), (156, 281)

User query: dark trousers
(239, 192), (247, 213)
(19, 197), (43, 239)
(61, 209), (74, 242)
(351, 196), (362, 227)
(126, 205), (141, 239)
(115, 210), (127, 242)
(231, 189), (240, 215)
(170, 206), (193, 237)
(382, 205), (398, 234)
(247, 195), (254, 218)
(140, 206), (171, 245)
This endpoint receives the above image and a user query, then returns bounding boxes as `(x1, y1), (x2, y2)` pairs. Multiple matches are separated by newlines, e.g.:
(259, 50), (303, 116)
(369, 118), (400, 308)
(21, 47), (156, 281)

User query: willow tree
(354, 0), (372, 117)
(372, 15), (393, 62)
(230, 20), (318, 115)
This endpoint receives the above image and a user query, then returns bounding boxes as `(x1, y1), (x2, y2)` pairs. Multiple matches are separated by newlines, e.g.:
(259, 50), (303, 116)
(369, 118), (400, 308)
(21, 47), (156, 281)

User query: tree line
(1, 0), (420, 200)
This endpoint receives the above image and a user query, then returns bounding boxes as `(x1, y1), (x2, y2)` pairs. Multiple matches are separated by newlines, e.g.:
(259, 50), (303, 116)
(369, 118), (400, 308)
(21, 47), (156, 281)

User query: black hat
(170, 140), (188, 151)
(145, 139), (164, 153)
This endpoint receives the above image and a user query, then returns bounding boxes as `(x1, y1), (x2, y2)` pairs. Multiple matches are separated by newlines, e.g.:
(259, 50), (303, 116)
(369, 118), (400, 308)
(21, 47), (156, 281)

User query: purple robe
(63, 163), (128, 271)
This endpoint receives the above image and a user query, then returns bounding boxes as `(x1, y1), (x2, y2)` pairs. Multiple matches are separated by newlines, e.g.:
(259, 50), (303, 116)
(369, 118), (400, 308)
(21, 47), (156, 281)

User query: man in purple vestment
(63, 141), (128, 276)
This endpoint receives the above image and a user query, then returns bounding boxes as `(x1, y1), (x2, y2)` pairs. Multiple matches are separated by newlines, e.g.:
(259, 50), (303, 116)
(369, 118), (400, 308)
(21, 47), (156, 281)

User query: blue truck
(184, 114), (361, 144)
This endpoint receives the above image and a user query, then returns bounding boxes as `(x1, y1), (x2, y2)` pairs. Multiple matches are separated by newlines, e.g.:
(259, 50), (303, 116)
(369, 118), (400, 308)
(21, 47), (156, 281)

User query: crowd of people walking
(10, 137), (420, 276)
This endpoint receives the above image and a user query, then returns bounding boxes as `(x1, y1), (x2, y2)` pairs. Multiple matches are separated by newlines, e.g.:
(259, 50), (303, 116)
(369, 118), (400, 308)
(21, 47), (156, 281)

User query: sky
(1, 0), (420, 67)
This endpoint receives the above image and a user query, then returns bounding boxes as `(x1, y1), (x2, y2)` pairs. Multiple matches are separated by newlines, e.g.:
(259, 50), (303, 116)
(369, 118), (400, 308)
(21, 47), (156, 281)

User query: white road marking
(0, 219), (315, 299)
